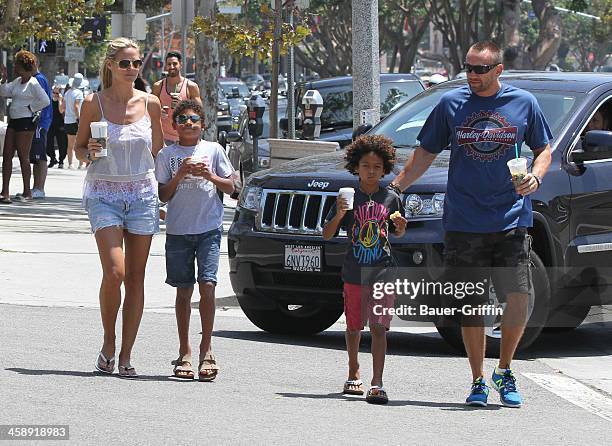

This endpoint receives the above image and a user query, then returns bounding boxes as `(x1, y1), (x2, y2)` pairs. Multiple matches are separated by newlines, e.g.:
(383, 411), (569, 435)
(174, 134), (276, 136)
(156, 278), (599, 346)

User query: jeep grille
(256, 189), (346, 236)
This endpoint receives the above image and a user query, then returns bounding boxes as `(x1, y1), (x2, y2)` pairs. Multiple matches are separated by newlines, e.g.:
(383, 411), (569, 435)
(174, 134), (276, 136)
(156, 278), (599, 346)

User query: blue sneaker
(491, 368), (522, 407)
(465, 377), (489, 407)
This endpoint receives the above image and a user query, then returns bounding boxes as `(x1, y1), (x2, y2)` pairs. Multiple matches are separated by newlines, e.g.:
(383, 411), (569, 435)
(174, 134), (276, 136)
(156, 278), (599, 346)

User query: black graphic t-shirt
(417, 84), (553, 233)
(325, 188), (403, 285)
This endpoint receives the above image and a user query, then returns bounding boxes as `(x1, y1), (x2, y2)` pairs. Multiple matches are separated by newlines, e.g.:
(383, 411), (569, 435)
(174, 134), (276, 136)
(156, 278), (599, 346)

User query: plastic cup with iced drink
(90, 121), (108, 157)
(338, 187), (355, 210)
(507, 157), (528, 188)
(186, 155), (209, 180)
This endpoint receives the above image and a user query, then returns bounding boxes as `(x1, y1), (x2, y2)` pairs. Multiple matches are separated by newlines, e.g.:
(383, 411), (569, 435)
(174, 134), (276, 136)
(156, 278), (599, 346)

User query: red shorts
(343, 283), (395, 331)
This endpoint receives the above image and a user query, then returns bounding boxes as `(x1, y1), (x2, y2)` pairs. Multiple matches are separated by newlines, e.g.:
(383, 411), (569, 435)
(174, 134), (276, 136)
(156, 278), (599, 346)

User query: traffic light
(37, 40), (57, 55)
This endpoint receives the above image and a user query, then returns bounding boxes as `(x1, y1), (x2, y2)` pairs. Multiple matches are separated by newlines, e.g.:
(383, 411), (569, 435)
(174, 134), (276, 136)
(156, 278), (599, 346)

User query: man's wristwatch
(533, 174), (543, 188)
(86, 152), (93, 162)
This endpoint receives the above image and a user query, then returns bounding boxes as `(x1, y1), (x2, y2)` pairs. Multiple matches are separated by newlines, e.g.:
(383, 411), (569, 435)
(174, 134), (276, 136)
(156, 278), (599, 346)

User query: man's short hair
(468, 41), (502, 65)
(165, 51), (182, 62)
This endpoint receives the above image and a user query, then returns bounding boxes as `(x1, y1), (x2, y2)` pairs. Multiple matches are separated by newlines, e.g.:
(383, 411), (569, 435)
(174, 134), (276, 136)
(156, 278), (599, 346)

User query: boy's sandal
(0, 196), (12, 204)
(366, 386), (389, 405)
(343, 379), (365, 395)
(94, 351), (115, 374)
(171, 354), (195, 379)
(118, 364), (138, 379)
(198, 353), (219, 382)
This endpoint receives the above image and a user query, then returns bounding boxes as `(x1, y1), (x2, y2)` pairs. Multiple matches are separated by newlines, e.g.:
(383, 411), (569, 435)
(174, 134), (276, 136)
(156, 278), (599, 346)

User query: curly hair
(344, 135), (396, 176)
(172, 99), (205, 123)
(14, 50), (37, 72)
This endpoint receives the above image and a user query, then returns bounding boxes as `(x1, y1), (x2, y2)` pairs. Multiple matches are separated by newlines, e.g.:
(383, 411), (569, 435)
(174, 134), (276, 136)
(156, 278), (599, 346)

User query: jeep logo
(307, 180), (330, 189)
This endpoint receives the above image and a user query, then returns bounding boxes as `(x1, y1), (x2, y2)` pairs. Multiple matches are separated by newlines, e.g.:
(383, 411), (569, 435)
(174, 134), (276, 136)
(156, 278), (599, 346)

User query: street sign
(271, 0), (310, 8)
(172, 0), (195, 28)
(65, 46), (85, 62)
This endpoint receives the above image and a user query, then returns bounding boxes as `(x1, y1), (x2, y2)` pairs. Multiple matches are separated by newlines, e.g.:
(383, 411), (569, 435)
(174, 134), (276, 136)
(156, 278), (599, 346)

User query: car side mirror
(218, 130), (227, 149)
(352, 124), (372, 140)
(571, 130), (612, 162)
(226, 131), (242, 143)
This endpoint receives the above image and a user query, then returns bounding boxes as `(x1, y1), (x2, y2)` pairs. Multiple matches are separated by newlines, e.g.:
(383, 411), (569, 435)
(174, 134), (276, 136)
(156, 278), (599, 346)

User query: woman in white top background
(0, 50), (50, 203)
(75, 37), (163, 377)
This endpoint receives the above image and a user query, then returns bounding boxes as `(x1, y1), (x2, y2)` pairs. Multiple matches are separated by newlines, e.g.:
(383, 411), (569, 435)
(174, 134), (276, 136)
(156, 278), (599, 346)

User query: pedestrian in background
(64, 73), (84, 169)
(155, 99), (234, 381)
(152, 51), (202, 145)
(0, 50), (50, 203)
(74, 37), (163, 378)
(28, 58), (53, 199)
(323, 135), (407, 405)
(47, 85), (68, 169)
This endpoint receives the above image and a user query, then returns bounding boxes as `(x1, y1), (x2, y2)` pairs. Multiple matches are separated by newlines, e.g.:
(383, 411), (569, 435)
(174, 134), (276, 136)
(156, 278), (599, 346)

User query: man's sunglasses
(464, 63), (500, 74)
(114, 59), (143, 70)
(175, 114), (202, 124)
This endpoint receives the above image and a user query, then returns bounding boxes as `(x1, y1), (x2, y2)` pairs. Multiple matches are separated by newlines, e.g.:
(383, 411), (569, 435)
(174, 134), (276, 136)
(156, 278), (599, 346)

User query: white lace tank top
(83, 93), (157, 203)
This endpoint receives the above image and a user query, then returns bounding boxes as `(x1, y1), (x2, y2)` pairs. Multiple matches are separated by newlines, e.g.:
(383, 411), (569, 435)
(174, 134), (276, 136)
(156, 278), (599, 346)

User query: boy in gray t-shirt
(154, 100), (235, 381)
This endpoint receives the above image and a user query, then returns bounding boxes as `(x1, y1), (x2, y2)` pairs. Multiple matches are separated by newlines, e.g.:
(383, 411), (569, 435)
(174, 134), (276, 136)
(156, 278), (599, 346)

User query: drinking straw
(515, 143), (519, 159)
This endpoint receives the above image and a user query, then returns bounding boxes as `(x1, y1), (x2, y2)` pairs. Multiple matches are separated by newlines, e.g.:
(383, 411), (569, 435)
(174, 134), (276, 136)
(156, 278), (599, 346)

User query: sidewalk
(0, 162), (238, 309)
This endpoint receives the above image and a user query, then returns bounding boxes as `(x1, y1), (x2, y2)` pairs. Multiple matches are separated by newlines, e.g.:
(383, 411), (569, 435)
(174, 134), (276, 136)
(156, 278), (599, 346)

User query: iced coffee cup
(507, 157), (528, 187)
(170, 93), (181, 109)
(186, 155), (208, 180)
(338, 187), (355, 210)
(90, 121), (108, 157)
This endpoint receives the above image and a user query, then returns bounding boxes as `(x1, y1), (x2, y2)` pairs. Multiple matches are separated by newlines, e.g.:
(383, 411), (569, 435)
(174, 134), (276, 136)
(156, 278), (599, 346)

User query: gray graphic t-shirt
(155, 141), (234, 235)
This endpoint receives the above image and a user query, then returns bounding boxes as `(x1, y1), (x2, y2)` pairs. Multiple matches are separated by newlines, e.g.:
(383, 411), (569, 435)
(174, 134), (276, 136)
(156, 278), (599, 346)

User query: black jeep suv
(228, 72), (612, 351)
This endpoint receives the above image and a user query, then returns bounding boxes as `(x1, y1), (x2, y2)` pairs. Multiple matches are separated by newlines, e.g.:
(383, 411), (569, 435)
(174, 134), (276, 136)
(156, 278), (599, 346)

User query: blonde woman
(75, 37), (163, 377)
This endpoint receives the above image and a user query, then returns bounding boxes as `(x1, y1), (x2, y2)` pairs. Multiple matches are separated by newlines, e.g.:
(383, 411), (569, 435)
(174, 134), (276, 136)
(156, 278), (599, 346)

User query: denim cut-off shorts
(85, 195), (160, 235)
(165, 227), (223, 287)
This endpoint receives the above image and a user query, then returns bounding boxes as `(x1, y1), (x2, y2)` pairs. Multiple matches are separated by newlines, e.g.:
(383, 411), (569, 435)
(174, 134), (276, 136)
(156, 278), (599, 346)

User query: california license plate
(284, 244), (322, 272)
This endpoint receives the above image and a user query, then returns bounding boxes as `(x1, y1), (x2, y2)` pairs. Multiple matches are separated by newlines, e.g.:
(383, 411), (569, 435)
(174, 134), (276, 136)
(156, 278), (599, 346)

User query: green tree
(0, 0), (111, 46)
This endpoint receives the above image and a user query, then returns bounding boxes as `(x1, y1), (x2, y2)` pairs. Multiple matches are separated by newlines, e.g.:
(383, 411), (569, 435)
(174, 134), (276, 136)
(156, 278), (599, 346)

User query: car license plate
(284, 244), (321, 272)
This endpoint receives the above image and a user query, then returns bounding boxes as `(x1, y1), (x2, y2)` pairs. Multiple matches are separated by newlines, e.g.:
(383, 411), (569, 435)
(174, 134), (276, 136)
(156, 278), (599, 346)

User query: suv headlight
(238, 185), (262, 212)
(404, 193), (445, 219)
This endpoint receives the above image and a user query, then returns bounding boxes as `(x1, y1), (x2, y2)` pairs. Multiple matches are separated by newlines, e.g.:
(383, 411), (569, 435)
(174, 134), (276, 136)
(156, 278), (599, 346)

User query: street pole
(123, 0), (136, 39)
(351, 0), (380, 130)
(269, 0), (282, 139)
(287, 2), (296, 139)
(182, 0), (187, 75)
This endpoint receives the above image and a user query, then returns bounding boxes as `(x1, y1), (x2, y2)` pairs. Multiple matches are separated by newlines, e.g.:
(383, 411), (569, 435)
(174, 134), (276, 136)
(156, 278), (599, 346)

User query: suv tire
(434, 251), (550, 354)
(239, 301), (344, 335)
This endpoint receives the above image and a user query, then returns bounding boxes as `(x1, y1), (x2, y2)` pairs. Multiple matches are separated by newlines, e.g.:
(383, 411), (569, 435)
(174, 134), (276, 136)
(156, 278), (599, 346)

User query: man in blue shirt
(30, 61), (52, 199)
(390, 41), (552, 408)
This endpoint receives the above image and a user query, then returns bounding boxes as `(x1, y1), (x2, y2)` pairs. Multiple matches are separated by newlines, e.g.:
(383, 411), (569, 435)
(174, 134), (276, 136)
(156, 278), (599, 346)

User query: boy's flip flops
(366, 386), (389, 404)
(343, 379), (365, 395)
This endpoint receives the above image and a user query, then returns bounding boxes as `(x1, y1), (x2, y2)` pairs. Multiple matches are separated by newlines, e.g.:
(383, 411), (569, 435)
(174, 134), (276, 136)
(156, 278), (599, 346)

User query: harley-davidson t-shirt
(325, 187), (403, 285)
(417, 84), (552, 233)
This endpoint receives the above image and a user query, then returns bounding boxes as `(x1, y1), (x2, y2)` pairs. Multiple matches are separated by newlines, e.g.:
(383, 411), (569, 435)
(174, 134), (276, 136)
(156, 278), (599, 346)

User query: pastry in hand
(390, 211), (402, 219)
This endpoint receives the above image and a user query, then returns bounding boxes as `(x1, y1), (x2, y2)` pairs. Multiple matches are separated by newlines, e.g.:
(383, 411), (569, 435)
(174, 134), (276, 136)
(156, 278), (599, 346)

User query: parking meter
(300, 90), (323, 140)
(247, 94), (266, 170)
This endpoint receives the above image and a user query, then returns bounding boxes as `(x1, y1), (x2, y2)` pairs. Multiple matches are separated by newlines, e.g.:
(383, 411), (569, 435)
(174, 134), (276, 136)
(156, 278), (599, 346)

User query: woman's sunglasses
(176, 114), (202, 124)
(114, 59), (143, 70)
(464, 63), (500, 74)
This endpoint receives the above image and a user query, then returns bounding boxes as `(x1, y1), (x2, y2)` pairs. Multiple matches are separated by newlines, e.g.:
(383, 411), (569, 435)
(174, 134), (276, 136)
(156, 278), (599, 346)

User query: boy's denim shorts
(85, 196), (160, 235)
(165, 227), (223, 288)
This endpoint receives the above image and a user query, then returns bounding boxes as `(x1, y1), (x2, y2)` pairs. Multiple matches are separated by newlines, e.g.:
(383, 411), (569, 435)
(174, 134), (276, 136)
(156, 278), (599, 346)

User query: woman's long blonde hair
(99, 37), (140, 90)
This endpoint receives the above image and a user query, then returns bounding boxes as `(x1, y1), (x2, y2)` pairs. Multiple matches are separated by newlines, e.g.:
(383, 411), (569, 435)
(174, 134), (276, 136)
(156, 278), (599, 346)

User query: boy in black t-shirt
(323, 135), (407, 404)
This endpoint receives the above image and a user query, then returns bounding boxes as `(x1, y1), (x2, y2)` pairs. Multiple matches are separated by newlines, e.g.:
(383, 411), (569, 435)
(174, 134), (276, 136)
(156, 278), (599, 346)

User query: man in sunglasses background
(389, 40), (553, 408)
(154, 99), (234, 381)
(152, 51), (202, 146)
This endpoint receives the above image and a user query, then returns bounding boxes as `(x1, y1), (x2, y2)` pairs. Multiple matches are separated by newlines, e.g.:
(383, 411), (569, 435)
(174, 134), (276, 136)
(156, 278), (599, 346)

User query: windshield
(373, 85), (581, 150)
(315, 80), (423, 129)
(380, 81), (425, 115)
